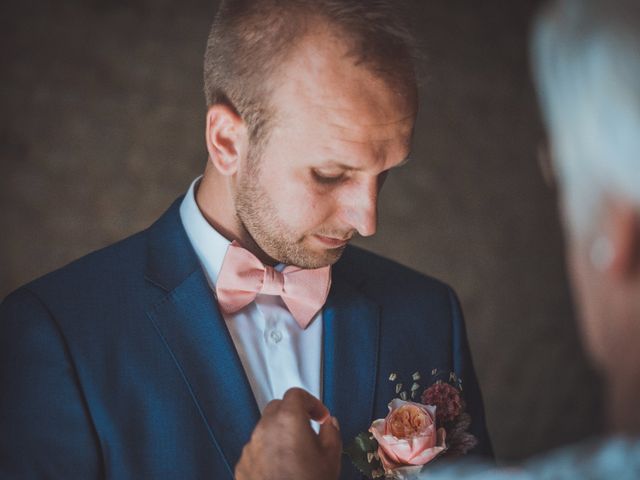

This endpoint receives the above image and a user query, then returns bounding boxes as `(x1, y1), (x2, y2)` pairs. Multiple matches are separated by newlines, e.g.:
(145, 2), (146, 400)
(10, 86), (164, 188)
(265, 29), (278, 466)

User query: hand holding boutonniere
(345, 370), (478, 479)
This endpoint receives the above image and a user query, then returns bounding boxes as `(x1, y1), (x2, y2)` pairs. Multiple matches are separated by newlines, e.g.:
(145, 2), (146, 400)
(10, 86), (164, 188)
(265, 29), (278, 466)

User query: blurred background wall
(0, 0), (602, 462)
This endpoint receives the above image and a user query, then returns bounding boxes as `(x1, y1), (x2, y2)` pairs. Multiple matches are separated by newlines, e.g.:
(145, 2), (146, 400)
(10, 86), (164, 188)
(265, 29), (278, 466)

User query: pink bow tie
(215, 241), (332, 329)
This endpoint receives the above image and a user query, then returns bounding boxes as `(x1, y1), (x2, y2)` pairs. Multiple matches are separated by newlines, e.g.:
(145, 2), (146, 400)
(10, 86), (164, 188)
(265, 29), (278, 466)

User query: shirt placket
(263, 309), (301, 401)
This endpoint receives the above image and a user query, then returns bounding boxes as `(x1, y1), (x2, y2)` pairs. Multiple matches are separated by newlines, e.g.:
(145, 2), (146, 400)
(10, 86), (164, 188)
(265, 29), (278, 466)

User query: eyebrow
(321, 154), (413, 172)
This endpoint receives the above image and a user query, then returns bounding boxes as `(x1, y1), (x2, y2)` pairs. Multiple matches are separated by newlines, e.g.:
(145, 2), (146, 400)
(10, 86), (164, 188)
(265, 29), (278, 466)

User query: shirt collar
(179, 176), (285, 287)
(179, 176), (231, 286)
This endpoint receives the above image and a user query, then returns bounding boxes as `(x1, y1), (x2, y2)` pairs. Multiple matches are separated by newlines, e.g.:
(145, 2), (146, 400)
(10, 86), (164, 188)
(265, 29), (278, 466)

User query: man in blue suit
(0, 1), (491, 478)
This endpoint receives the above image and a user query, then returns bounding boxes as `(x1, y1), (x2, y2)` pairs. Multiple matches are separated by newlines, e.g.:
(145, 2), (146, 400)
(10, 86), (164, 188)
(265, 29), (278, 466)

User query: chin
(318, 243), (348, 263)
(293, 246), (346, 269)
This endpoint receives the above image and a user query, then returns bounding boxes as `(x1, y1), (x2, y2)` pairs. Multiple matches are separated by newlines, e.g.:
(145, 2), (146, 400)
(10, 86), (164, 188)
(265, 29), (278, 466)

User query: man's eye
(312, 170), (344, 184)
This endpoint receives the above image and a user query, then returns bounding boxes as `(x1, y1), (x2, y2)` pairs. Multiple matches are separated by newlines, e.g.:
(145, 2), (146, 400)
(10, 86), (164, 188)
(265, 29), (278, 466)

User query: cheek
(269, 179), (336, 228)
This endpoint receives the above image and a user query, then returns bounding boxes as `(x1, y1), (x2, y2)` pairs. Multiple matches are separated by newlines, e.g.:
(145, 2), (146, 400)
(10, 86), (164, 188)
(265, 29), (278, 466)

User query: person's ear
(606, 199), (640, 281)
(205, 104), (248, 176)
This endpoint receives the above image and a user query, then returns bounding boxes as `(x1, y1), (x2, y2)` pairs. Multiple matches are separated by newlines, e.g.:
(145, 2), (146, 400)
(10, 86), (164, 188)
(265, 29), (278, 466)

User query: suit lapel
(322, 271), (381, 443)
(144, 202), (382, 475)
(144, 200), (260, 477)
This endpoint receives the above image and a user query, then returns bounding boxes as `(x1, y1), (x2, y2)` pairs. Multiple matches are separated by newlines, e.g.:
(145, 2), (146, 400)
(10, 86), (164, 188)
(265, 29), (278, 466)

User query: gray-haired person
(235, 0), (640, 478)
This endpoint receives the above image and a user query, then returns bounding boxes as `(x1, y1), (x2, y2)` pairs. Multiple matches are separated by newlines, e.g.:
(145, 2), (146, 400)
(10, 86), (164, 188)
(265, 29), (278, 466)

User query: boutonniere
(345, 370), (478, 479)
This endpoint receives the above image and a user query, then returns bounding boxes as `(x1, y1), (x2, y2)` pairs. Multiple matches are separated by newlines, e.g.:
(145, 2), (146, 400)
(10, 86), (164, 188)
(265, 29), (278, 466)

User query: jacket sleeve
(447, 287), (494, 460)
(0, 288), (103, 479)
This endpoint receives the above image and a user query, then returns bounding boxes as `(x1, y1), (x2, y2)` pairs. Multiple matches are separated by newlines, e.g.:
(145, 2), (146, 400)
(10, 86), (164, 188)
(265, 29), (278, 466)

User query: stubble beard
(234, 155), (346, 269)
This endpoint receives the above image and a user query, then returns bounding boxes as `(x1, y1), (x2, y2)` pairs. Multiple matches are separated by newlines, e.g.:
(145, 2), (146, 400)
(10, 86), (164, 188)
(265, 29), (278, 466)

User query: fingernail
(331, 416), (340, 430)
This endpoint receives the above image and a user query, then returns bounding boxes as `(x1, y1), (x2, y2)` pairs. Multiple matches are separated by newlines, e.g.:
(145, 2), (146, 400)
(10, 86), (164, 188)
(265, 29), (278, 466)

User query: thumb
(319, 416), (342, 459)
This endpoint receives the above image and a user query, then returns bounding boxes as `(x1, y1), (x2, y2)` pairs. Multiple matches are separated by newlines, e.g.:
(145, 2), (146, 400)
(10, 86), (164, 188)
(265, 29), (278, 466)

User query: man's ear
(607, 199), (640, 281)
(205, 104), (248, 176)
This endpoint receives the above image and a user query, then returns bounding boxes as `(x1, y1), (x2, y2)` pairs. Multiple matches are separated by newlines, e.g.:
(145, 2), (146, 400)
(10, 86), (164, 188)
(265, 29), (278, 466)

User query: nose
(344, 179), (378, 237)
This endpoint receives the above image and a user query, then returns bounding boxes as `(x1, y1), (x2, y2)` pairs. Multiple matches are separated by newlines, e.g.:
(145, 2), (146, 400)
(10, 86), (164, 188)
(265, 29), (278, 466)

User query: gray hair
(531, 0), (640, 234)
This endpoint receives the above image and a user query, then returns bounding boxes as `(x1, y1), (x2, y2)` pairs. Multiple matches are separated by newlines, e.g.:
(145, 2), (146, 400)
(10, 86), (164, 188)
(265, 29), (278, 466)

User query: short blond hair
(203, 0), (418, 148)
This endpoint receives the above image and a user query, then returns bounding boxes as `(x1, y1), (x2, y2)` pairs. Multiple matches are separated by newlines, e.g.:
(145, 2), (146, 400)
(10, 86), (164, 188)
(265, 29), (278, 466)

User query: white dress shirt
(179, 177), (323, 414)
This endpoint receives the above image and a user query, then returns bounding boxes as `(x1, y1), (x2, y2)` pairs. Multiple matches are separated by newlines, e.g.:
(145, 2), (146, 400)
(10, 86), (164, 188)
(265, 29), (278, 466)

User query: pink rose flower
(370, 399), (446, 476)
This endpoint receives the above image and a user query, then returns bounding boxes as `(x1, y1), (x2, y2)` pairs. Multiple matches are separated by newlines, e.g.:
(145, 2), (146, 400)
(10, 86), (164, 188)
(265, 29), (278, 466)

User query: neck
(195, 163), (276, 265)
(606, 367), (640, 435)
(598, 275), (640, 435)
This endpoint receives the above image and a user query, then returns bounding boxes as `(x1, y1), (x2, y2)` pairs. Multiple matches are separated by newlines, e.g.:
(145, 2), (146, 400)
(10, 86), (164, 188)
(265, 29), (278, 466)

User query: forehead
(268, 29), (416, 153)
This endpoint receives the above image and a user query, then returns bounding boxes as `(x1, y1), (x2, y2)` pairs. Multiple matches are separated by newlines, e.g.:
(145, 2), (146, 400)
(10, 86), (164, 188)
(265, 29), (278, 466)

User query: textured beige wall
(1, 0), (602, 461)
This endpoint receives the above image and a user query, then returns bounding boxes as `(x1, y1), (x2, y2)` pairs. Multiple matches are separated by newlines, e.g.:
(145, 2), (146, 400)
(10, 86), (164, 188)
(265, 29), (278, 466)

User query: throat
(607, 371), (640, 435)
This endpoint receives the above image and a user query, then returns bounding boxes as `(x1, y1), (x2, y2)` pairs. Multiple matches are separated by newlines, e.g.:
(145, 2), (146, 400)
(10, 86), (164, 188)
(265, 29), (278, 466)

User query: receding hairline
(203, 0), (419, 153)
(265, 18), (418, 105)
(204, 4), (418, 106)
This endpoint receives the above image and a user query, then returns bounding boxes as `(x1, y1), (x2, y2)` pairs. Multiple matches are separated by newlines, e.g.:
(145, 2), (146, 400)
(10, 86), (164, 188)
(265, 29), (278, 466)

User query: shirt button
(269, 329), (283, 344)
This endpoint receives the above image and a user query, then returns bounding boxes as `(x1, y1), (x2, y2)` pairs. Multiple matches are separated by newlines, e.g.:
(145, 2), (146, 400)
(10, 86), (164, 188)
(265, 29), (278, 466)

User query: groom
(0, 1), (491, 478)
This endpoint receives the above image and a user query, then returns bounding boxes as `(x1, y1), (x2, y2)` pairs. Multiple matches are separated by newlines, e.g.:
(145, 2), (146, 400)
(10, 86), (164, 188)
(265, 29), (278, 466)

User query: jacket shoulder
(337, 245), (454, 300)
(32, 230), (146, 293)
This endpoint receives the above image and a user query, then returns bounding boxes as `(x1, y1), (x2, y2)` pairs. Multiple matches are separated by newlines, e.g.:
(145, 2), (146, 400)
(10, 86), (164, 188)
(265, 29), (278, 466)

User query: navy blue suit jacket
(0, 199), (491, 479)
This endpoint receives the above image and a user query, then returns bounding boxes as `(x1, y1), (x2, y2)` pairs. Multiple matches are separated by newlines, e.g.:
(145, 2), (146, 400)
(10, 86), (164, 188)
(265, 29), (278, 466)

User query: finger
(261, 398), (282, 418)
(234, 445), (255, 480)
(282, 387), (330, 423)
(318, 416), (342, 457)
